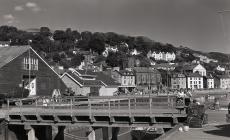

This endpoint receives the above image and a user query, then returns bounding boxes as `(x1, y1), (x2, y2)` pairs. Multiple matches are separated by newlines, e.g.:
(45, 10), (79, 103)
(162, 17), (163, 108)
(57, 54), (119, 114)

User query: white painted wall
(207, 79), (214, 89)
(193, 64), (206, 76)
(61, 75), (90, 96)
(99, 86), (118, 96)
(187, 77), (203, 89)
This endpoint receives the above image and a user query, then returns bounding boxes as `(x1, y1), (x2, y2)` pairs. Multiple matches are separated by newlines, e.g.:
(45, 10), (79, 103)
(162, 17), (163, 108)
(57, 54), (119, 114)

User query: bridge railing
(6, 95), (186, 117)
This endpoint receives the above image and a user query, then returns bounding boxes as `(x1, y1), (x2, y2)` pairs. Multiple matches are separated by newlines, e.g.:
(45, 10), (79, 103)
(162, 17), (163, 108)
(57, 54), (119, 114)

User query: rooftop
(116, 70), (135, 76)
(185, 72), (202, 77)
(133, 67), (159, 73)
(0, 45), (30, 69)
(66, 71), (103, 87)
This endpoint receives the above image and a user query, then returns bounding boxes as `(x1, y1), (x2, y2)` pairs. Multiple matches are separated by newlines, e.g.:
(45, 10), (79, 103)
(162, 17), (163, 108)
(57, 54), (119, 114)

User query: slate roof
(64, 70), (120, 87)
(95, 72), (120, 86)
(217, 75), (230, 79)
(133, 67), (157, 73)
(185, 72), (202, 77)
(0, 45), (30, 69)
(66, 71), (103, 87)
(75, 69), (97, 76)
(116, 70), (135, 76)
(182, 64), (198, 71)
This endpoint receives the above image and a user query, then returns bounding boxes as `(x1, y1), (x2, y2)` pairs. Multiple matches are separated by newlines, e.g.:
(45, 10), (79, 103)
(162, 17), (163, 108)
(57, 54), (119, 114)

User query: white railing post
(20, 99), (22, 116)
(35, 98), (38, 116)
(149, 97), (152, 115)
(128, 97), (131, 117)
(52, 97), (55, 115)
(7, 99), (9, 121)
(70, 98), (73, 117)
(89, 98), (92, 118)
(108, 98), (111, 117)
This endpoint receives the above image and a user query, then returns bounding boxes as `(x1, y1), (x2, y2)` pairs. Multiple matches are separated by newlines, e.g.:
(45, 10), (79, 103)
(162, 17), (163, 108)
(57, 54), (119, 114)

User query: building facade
(147, 51), (176, 61)
(183, 64), (206, 76)
(133, 67), (161, 92)
(171, 73), (187, 89)
(112, 70), (136, 93)
(186, 73), (203, 89)
(0, 45), (66, 97)
(61, 69), (119, 96)
(219, 75), (230, 89)
(206, 74), (214, 89)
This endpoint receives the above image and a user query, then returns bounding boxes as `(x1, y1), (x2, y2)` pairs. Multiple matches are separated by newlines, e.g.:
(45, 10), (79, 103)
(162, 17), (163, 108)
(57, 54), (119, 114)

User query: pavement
(165, 110), (230, 140)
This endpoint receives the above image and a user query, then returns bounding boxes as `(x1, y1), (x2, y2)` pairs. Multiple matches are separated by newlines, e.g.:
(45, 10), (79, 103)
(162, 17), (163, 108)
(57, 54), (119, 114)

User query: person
(214, 98), (220, 110)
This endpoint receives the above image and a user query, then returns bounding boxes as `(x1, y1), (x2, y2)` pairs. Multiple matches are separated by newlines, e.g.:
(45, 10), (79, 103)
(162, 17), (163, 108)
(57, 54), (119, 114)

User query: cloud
(25, 2), (37, 8)
(3, 14), (18, 24)
(3, 14), (15, 20)
(14, 5), (24, 11)
(25, 2), (41, 12)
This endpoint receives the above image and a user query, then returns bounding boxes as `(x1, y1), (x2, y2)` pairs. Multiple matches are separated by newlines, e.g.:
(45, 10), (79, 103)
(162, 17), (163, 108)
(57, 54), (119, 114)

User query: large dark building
(0, 45), (66, 97)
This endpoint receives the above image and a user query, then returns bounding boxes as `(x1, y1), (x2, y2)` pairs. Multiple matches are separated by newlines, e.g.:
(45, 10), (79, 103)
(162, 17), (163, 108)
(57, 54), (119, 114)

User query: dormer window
(23, 58), (38, 70)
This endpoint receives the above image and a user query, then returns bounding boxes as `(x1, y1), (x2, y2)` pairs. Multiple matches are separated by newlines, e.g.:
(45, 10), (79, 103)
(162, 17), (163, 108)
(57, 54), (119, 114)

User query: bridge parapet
(5, 96), (187, 128)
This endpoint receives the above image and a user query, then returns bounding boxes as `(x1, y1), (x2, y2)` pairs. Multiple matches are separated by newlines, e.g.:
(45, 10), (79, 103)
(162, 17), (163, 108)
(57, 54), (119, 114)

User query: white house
(219, 75), (230, 89)
(216, 65), (225, 72)
(147, 51), (176, 61)
(206, 74), (214, 89)
(102, 46), (118, 57)
(184, 64), (206, 76)
(186, 73), (203, 89)
(130, 49), (141, 56)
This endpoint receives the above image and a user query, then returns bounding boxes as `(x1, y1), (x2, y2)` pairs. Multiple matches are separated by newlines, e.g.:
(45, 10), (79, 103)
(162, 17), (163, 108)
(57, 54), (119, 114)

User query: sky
(1, 0), (230, 53)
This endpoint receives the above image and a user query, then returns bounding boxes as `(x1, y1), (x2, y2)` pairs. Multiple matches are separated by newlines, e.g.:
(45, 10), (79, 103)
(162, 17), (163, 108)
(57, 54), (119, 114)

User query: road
(64, 110), (230, 140)
(166, 110), (230, 140)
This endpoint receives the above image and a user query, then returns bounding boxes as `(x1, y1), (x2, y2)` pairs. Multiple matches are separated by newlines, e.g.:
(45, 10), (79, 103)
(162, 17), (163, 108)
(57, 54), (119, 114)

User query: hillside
(0, 25), (229, 69)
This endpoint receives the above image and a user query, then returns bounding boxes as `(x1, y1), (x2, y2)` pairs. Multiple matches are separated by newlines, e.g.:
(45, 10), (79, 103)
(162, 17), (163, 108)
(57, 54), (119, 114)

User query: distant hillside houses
(193, 53), (218, 63)
(147, 51), (176, 61)
(102, 44), (118, 57)
(0, 41), (10, 47)
(216, 65), (225, 72)
(130, 49), (141, 56)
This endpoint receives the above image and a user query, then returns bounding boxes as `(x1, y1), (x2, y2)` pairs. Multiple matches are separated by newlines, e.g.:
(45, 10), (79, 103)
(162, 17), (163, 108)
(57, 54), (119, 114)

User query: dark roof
(116, 70), (135, 76)
(95, 72), (120, 86)
(182, 64), (198, 71)
(65, 70), (120, 87)
(171, 73), (186, 78)
(0, 45), (30, 69)
(66, 71), (103, 87)
(133, 67), (159, 73)
(0, 41), (10, 45)
(152, 63), (176, 68)
(185, 72), (202, 77)
(217, 75), (230, 79)
(75, 69), (97, 76)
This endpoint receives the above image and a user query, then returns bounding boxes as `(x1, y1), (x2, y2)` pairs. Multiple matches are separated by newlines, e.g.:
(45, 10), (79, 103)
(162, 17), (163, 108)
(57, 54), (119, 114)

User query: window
(23, 58), (38, 70)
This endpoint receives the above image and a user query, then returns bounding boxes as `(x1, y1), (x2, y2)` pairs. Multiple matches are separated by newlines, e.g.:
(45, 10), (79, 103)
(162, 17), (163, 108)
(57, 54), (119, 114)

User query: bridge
(0, 95), (188, 140)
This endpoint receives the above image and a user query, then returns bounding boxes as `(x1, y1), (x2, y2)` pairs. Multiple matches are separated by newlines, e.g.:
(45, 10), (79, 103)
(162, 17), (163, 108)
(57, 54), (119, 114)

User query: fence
(6, 95), (186, 118)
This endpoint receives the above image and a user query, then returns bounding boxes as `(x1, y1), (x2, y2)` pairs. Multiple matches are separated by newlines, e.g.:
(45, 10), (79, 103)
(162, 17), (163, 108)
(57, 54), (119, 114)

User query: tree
(52, 53), (61, 63)
(81, 31), (92, 41)
(88, 39), (105, 55)
(72, 30), (81, 41)
(53, 30), (66, 42)
(70, 54), (85, 67)
(40, 27), (51, 37)
(106, 52), (120, 67)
